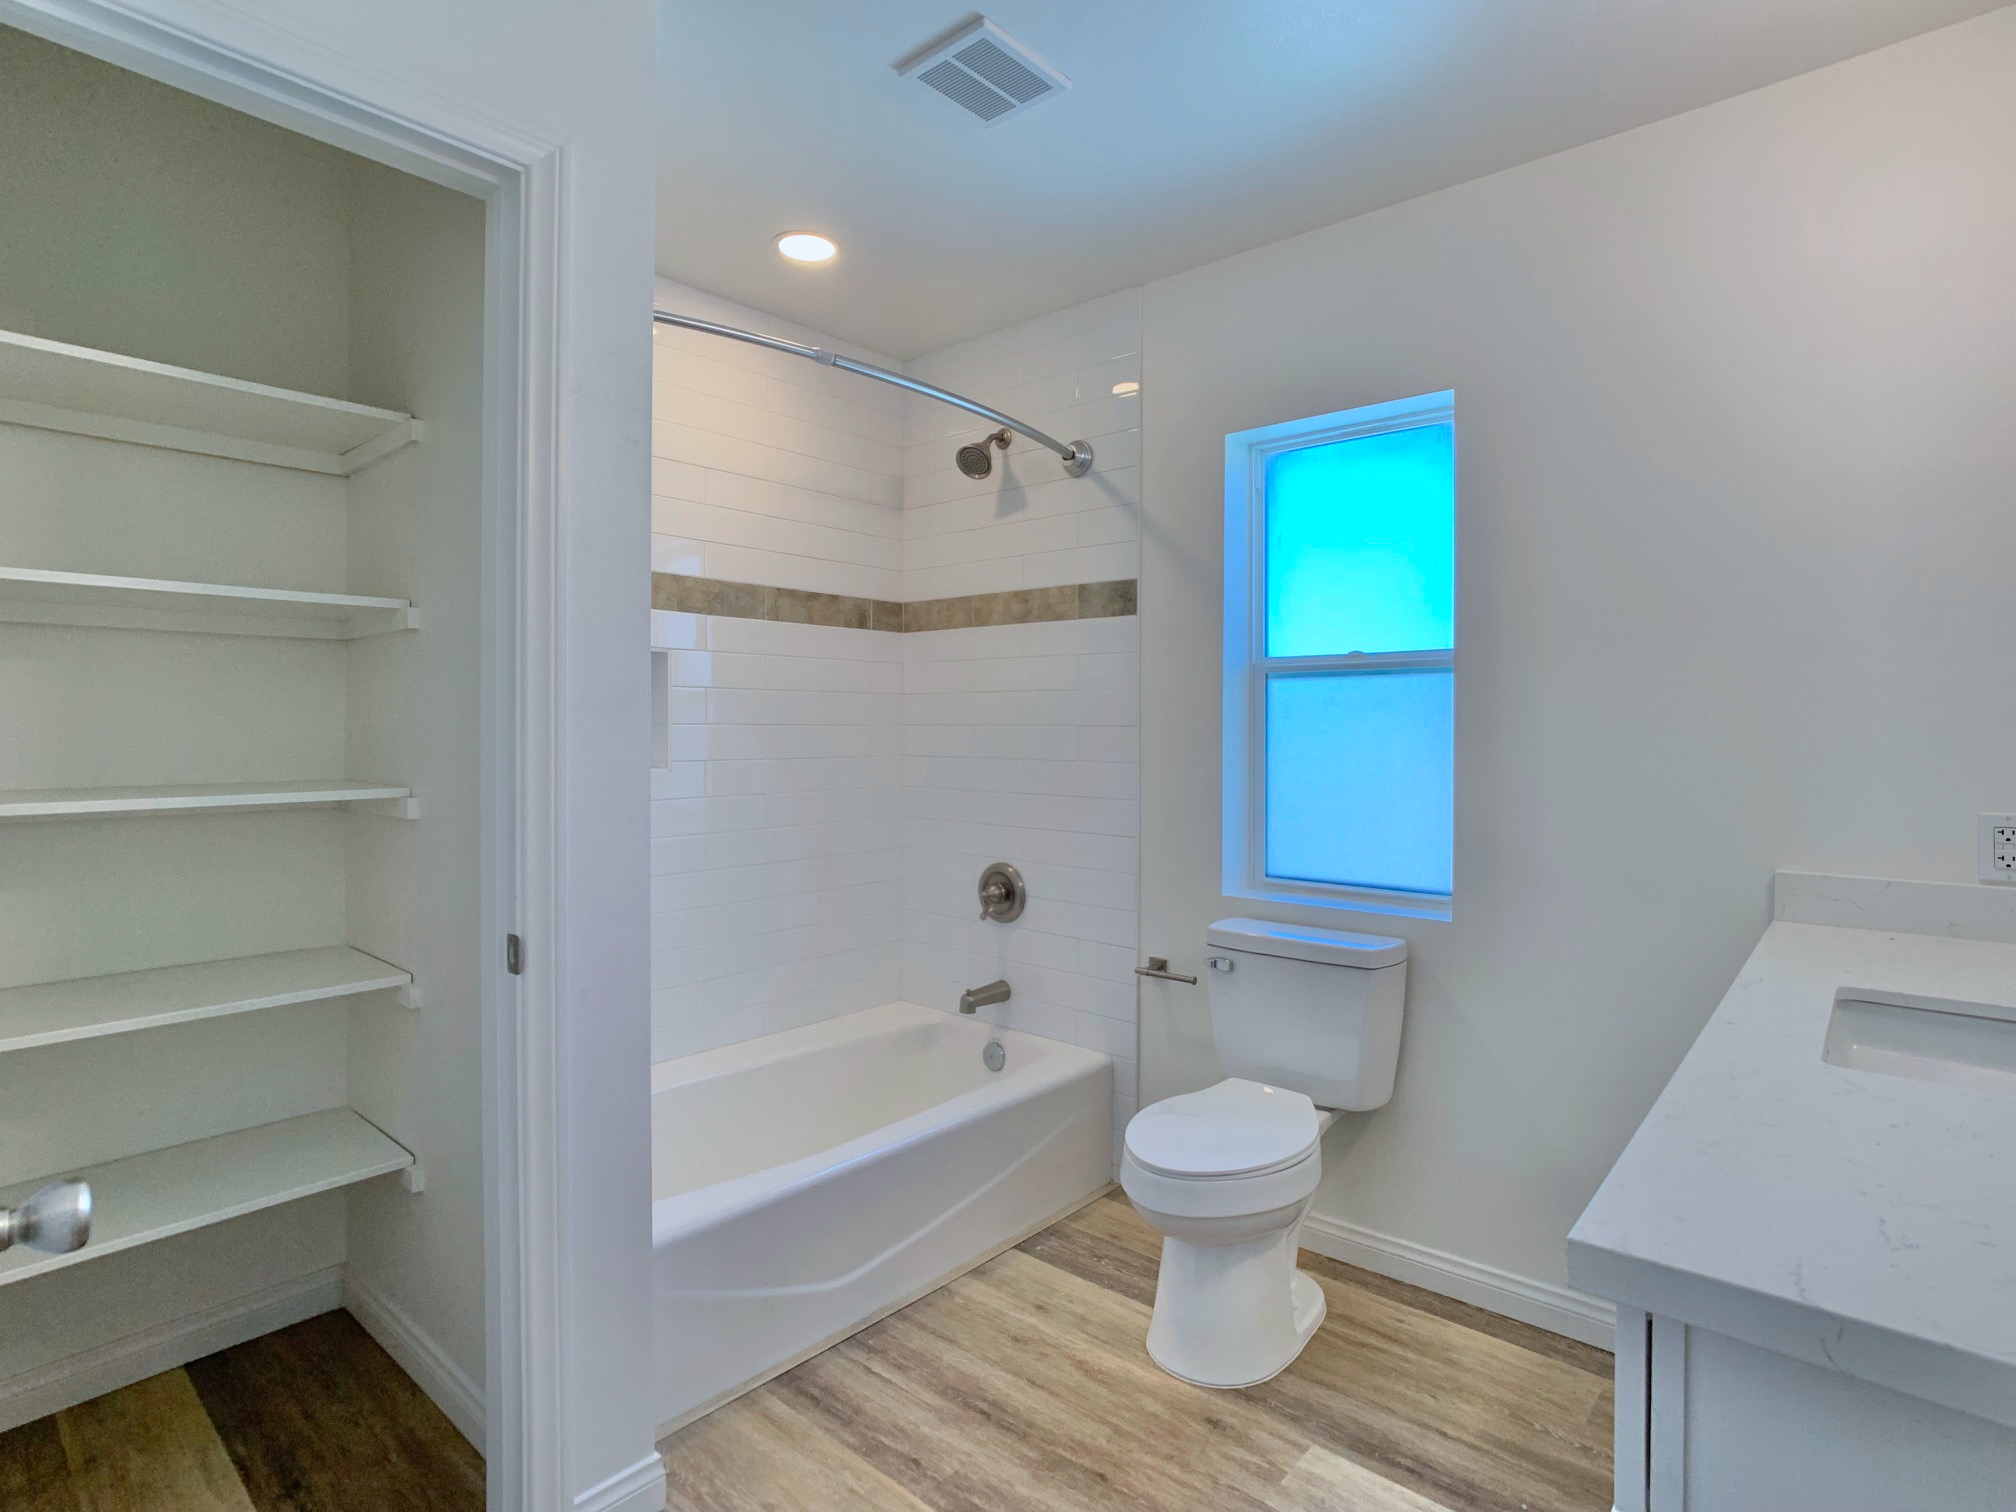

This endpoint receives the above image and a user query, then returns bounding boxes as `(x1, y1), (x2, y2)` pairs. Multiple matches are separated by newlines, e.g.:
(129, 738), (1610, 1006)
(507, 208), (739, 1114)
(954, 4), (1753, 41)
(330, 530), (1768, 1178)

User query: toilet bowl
(1121, 1077), (1336, 1388)
(1122, 918), (1408, 1388)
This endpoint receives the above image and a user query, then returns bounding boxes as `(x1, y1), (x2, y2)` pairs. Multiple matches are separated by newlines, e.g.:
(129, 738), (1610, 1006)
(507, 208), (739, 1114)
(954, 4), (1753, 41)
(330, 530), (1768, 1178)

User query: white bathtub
(650, 1000), (1113, 1433)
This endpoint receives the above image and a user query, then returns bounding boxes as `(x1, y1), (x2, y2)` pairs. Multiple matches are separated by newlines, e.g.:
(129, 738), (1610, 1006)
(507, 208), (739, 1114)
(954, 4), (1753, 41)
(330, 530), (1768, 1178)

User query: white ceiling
(656, 0), (2004, 358)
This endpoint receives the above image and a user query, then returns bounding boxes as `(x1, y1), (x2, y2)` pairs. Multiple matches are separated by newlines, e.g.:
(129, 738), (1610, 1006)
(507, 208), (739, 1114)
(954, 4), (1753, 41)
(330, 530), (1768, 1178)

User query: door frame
(0, 3), (573, 1505)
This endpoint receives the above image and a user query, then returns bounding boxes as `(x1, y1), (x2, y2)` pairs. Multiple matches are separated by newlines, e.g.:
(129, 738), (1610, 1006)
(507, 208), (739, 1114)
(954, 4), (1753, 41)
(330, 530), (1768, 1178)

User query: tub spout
(959, 979), (1010, 1015)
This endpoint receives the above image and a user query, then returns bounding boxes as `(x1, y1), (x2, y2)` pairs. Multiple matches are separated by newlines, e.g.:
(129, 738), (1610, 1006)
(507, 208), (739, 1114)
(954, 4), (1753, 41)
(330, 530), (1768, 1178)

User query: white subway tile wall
(898, 292), (1143, 1152)
(652, 279), (905, 600)
(650, 610), (904, 1059)
(649, 280), (906, 1059)
(898, 615), (1141, 1147)
(649, 282), (1142, 1154)
(902, 288), (1143, 604)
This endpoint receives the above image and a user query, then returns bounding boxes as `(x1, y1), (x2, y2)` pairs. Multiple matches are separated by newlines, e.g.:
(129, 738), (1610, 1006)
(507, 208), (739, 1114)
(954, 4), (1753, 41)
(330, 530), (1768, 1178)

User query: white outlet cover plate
(1979, 814), (2016, 884)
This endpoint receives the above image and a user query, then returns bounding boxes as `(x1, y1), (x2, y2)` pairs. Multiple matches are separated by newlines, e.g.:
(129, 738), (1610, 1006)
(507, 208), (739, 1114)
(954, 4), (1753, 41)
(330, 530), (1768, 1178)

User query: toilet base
(1143, 1223), (1327, 1389)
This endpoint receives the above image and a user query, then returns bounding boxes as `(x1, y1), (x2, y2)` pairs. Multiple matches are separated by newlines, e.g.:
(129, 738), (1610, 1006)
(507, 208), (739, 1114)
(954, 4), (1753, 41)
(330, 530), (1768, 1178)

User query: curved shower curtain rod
(652, 311), (1094, 478)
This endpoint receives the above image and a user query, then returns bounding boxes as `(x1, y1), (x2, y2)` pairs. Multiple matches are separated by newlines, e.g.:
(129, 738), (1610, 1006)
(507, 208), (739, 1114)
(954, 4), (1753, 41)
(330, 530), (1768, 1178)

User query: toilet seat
(1121, 1080), (1323, 1221)
(1125, 1078), (1319, 1178)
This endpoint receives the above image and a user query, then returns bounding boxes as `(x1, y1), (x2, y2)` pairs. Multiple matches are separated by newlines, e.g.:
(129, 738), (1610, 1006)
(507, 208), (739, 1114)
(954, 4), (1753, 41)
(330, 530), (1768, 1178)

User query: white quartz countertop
(1569, 890), (2016, 1426)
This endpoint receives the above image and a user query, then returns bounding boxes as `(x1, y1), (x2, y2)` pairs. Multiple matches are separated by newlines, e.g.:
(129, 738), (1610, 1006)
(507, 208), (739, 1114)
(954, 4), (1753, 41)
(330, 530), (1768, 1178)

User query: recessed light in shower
(1112, 381), (1140, 396)
(775, 231), (837, 264)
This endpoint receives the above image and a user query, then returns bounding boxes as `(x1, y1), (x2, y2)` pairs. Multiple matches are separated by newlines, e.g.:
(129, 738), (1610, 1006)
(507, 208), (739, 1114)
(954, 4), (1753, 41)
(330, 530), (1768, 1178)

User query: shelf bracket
(339, 605), (421, 639)
(356, 795), (419, 821)
(337, 417), (424, 476)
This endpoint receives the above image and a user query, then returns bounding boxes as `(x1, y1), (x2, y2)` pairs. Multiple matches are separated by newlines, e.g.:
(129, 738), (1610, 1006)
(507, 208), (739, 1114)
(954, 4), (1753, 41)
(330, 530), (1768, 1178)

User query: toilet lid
(1125, 1078), (1319, 1178)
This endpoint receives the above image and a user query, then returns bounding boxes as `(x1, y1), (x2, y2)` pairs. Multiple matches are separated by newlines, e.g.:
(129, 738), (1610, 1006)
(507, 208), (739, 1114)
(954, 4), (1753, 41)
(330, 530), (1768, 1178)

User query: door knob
(0, 1179), (92, 1256)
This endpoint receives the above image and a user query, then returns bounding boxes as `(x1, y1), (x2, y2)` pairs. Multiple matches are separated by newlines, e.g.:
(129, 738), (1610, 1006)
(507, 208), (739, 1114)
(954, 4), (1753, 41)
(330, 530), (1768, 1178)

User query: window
(1223, 392), (1454, 915)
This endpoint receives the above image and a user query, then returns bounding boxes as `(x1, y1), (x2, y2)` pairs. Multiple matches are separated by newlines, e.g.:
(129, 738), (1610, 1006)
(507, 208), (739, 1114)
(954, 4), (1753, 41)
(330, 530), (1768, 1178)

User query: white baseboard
(342, 1271), (485, 1453)
(575, 1451), (668, 1512)
(1299, 1211), (1615, 1351)
(0, 1264), (344, 1433)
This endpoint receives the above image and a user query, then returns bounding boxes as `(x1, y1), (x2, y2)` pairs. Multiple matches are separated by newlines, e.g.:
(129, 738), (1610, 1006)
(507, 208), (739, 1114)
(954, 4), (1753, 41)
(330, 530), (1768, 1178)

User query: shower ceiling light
(775, 231), (837, 264)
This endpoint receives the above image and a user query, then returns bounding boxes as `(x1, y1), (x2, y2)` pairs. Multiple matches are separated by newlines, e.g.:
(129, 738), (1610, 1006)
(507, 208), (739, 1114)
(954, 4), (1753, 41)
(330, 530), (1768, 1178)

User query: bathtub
(650, 1000), (1113, 1434)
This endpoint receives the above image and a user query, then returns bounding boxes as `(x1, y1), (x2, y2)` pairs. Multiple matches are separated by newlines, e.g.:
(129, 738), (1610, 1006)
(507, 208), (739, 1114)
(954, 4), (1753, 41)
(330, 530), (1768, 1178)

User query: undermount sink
(1823, 988), (2016, 1094)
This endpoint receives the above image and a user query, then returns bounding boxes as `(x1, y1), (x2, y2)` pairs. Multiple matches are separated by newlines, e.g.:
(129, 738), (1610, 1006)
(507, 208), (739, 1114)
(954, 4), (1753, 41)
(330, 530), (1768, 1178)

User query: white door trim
(0, 5), (572, 1507)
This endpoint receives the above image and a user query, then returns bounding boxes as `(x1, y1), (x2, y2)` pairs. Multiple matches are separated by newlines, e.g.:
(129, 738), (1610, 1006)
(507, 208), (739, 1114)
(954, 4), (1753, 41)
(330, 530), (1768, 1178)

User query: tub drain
(982, 1039), (1006, 1072)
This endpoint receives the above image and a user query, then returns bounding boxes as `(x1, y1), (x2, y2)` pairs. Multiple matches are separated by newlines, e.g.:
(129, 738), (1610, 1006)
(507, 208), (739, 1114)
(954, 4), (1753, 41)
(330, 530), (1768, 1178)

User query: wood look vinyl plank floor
(4, 1196), (1610, 1512)
(0, 1312), (481, 1512)
(663, 1192), (1615, 1512)
(183, 1311), (484, 1512)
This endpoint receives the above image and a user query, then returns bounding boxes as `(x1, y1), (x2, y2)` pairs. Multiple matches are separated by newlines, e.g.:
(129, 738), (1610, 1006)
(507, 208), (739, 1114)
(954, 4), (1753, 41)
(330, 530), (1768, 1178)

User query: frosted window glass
(1264, 423), (1454, 657)
(1265, 670), (1453, 895)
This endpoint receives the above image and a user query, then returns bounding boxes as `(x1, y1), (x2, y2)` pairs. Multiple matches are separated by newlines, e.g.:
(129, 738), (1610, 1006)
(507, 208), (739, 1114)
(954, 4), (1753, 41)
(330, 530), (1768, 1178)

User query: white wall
(2, 4), (662, 1505)
(649, 281), (904, 1058)
(342, 154), (490, 1441)
(0, 25), (351, 393)
(0, 32), (492, 1443)
(117, 6), (666, 1505)
(1138, 9), (2016, 1335)
(0, 31), (361, 1418)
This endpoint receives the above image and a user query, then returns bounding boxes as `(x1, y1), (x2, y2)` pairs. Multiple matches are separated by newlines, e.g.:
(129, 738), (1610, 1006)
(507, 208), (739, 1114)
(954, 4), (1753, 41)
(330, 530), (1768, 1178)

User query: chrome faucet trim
(959, 979), (1011, 1014)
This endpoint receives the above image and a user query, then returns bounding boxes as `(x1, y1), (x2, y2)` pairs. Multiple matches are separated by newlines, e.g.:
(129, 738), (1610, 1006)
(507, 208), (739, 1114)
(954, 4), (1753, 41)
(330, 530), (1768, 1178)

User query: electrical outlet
(1980, 814), (2016, 884)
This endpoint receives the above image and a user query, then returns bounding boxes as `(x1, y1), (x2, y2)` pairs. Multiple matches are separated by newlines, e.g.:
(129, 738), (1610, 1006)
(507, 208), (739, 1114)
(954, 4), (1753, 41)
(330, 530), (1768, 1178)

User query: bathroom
(3, 2), (2015, 1510)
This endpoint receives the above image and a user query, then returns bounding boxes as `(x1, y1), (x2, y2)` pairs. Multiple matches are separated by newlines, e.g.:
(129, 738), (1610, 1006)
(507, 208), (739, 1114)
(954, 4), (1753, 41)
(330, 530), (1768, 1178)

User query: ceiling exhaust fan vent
(897, 17), (1070, 127)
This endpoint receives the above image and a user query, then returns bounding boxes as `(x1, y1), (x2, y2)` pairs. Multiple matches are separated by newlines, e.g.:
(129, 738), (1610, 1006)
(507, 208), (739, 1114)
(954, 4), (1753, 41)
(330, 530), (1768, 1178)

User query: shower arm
(652, 311), (1094, 478)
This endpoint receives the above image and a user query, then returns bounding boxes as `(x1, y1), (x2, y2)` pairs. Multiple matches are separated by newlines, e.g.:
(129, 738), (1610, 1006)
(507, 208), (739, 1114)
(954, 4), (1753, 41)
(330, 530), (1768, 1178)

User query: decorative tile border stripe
(651, 573), (1135, 632)
(650, 574), (901, 631)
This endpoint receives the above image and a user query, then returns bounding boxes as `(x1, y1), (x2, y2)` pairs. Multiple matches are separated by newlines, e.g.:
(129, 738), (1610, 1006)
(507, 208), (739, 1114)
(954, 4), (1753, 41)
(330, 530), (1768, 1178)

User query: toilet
(1121, 917), (1407, 1388)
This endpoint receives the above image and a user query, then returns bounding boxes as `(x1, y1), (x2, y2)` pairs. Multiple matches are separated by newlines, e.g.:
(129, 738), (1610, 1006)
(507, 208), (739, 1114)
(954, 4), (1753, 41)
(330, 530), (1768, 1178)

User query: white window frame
(1222, 390), (1455, 920)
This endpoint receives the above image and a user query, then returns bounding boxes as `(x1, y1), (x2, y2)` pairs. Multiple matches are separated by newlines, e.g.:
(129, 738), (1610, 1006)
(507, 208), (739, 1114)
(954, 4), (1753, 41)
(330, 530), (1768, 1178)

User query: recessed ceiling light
(1112, 381), (1140, 397)
(776, 231), (837, 264)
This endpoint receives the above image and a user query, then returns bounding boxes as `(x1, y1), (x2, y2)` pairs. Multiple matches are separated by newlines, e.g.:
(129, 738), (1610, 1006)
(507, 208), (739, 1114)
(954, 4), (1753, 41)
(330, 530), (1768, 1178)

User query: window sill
(1224, 879), (1452, 924)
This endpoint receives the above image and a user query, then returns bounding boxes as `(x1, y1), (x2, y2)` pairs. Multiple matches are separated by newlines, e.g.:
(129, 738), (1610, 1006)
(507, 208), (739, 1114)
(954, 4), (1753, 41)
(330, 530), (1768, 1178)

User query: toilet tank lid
(1206, 917), (1407, 969)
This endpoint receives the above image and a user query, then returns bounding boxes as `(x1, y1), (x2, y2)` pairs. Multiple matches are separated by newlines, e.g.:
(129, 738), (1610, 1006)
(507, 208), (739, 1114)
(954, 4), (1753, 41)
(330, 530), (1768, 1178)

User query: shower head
(955, 428), (1012, 480)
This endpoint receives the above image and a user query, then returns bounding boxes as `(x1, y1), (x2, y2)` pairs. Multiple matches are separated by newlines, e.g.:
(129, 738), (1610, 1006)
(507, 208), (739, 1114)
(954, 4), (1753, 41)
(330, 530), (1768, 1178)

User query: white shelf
(0, 1108), (413, 1287)
(0, 946), (412, 1054)
(0, 780), (412, 821)
(0, 329), (419, 476)
(0, 566), (417, 639)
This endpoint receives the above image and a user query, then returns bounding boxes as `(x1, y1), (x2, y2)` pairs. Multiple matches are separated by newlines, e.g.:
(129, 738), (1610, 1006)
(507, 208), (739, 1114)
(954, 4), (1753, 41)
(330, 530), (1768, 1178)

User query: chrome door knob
(0, 1178), (92, 1256)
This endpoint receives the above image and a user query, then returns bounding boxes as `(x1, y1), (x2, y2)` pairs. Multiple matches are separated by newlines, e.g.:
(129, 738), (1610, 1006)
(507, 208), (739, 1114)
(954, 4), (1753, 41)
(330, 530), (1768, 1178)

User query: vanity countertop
(1569, 876), (2016, 1427)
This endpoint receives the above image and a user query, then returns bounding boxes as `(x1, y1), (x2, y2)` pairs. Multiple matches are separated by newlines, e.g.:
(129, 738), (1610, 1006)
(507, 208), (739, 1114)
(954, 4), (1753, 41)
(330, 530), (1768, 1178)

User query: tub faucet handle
(977, 862), (1025, 922)
(959, 979), (1011, 1015)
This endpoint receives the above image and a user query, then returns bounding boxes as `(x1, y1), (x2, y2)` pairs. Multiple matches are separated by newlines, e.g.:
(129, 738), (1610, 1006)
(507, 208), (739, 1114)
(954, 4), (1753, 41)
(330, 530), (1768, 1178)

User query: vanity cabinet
(1613, 1307), (2016, 1512)
(1573, 874), (2016, 1512)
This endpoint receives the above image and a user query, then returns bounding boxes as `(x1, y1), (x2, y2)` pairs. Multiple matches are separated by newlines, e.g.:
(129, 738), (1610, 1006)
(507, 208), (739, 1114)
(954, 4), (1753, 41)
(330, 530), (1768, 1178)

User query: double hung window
(1223, 392), (1455, 913)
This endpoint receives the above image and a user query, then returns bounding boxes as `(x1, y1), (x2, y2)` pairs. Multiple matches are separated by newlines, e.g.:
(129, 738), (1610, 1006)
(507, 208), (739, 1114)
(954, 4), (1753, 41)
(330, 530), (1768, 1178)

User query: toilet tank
(1205, 917), (1408, 1112)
